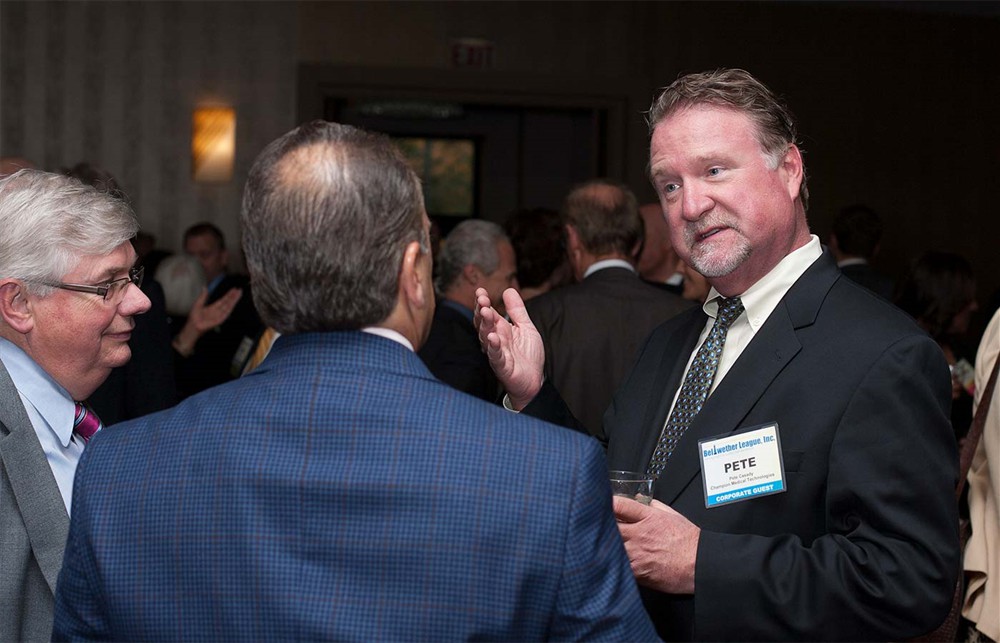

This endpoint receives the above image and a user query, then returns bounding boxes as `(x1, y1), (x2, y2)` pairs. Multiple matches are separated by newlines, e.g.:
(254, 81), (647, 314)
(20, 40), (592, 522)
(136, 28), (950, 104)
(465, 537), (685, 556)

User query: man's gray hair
(647, 68), (809, 211)
(0, 169), (139, 295)
(434, 219), (508, 294)
(241, 120), (427, 333)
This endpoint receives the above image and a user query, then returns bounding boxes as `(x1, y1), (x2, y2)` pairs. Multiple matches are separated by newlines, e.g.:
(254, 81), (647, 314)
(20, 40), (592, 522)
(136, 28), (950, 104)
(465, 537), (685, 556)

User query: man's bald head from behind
(241, 121), (430, 336)
(0, 157), (36, 178)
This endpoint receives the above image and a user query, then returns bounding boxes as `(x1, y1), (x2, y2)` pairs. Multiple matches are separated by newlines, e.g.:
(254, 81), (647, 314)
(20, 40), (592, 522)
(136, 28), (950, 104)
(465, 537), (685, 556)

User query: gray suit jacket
(0, 359), (69, 642)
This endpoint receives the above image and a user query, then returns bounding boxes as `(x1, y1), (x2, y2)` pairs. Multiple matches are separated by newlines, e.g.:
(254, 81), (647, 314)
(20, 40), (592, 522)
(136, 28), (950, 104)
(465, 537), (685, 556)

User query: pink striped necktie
(73, 402), (103, 443)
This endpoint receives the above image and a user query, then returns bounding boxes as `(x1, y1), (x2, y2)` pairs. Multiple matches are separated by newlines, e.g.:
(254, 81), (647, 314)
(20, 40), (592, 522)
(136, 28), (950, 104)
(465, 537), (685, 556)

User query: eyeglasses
(46, 266), (144, 303)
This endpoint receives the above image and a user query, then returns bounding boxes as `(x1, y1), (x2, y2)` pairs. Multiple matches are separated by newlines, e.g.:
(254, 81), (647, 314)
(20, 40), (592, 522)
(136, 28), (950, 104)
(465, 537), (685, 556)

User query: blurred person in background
(895, 250), (980, 445)
(962, 306), (1000, 643)
(829, 203), (895, 300)
(524, 179), (691, 439)
(637, 201), (684, 295)
(679, 261), (711, 304)
(419, 219), (517, 401)
(503, 206), (572, 301)
(155, 253), (206, 321)
(0, 156), (37, 177)
(172, 222), (263, 397)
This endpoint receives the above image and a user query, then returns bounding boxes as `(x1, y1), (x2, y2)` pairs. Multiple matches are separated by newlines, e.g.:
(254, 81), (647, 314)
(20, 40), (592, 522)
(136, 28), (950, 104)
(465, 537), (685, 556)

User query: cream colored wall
(0, 0), (297, 267)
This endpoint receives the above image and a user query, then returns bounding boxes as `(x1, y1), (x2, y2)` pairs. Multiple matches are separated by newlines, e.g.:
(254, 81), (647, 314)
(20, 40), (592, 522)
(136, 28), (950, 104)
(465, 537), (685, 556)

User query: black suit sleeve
(522, 380), (602, 445)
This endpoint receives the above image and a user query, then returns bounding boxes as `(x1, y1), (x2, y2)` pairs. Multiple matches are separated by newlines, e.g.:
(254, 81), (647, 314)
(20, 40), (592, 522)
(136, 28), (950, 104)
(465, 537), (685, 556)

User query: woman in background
(894, 251), (980, 446)
(962, 306), (999, 643)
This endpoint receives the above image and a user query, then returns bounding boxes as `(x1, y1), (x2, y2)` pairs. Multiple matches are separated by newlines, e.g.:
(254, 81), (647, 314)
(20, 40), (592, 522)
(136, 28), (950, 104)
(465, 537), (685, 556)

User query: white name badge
(699, 423), (786, 508)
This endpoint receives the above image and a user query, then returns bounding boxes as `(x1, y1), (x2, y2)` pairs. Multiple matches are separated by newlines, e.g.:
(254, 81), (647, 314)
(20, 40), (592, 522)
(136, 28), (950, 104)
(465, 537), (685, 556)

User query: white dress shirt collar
(666, 271), (684, 287)
(583, 259), (635, 280)
(703, 235), (823, 331)
(361, 327), (415, 352)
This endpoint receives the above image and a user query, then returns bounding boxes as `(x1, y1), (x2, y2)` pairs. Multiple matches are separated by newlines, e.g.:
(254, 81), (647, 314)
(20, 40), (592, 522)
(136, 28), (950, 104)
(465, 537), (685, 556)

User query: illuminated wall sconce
(192, 106), (235, 182)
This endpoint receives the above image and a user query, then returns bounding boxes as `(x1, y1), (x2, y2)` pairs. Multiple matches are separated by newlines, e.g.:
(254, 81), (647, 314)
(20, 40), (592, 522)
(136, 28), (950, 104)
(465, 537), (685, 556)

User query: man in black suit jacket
(829, 203), (895, 299)
(475, 69), (959, 641)
(172, 223), (263, 398)
(527, 180), (691, 439)
(418, 219), (517, 401)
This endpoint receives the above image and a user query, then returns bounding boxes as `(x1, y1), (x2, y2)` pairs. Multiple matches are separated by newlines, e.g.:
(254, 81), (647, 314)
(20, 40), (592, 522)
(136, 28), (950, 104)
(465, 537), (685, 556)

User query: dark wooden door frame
(296, 64), (653, 187)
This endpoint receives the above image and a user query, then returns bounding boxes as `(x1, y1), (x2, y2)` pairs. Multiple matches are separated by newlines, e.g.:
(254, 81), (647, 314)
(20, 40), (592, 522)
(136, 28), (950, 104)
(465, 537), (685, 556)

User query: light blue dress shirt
(0, 338), (83, 513)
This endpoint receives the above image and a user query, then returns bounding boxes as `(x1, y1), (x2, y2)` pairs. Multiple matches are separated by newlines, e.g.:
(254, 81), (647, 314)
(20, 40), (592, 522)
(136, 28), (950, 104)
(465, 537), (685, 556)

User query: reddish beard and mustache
(681, 211), (751, 278)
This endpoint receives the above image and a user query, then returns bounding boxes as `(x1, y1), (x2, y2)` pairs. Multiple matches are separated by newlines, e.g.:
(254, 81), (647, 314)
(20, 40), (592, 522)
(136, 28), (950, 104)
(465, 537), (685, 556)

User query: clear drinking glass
(609, 470), (654, 505)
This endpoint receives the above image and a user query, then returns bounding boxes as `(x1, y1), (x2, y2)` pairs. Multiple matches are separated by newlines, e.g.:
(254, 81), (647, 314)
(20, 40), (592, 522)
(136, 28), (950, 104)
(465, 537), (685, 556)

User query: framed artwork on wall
(392, 136), (478, 219)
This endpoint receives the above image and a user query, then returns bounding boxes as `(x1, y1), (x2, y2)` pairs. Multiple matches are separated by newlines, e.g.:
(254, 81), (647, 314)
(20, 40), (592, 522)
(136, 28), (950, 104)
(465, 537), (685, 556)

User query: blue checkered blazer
(53, 332), (657, 641)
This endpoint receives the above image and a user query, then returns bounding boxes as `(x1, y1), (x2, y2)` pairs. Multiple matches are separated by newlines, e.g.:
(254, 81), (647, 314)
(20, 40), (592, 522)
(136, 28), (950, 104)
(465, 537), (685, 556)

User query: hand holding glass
(609, 471), (653, 505)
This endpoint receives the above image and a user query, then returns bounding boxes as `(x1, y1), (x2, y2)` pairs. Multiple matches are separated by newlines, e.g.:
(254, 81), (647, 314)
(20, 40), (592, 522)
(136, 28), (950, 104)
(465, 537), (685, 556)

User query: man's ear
(461, 263), (482, 286)
(630, 238), (644, 262)
(0, 280), (35, 334)
(828, 233), (840, 255)
(399, 241), (430, 309)
(565, 224), (581, 253)
(780, 144), (805, 202)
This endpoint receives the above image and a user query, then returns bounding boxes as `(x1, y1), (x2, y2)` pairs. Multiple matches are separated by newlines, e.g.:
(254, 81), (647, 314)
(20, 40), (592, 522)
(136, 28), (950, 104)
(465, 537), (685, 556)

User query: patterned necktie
(647, 296), (745, 478)
(73, 402), (103, 443)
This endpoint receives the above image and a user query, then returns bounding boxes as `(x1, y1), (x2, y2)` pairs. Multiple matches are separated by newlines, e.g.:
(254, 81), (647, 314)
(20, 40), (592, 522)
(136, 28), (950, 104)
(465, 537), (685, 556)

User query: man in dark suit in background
(476, 69), (959, 640)
(526, 180), (691, 439)
(418, 219), (517, 401)
(637, 201), (685, 294)
(0, 170), (150, 641)
(53, 120), (657, 641)
(829, 203), (895, 299)
(171, 222), (263, 397)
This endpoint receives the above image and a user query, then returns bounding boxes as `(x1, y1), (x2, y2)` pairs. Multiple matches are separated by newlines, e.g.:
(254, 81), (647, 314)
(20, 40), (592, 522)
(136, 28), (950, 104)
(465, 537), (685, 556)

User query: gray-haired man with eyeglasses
(0, 168), (150, 641)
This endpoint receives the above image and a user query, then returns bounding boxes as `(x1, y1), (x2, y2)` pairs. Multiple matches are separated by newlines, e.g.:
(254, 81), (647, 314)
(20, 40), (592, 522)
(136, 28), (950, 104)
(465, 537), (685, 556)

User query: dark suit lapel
(0, 361), (70, 594)
(653, 251), (839, 504)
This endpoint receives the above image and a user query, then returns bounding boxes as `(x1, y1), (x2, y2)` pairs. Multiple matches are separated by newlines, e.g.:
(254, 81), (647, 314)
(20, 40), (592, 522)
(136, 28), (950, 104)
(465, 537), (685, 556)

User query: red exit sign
(450, 38), (494, 69)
